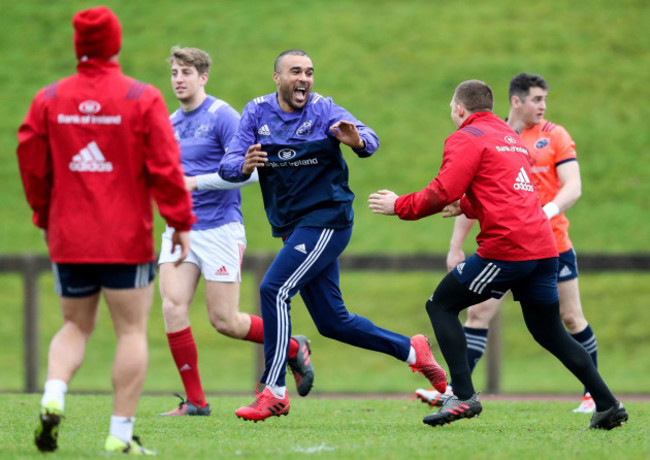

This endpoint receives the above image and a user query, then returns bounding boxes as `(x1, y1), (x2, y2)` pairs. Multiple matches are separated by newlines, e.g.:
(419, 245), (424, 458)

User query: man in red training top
(17, 6), (194, 454)
(368, 79), (626, 431)
(415, 73), (599, 414)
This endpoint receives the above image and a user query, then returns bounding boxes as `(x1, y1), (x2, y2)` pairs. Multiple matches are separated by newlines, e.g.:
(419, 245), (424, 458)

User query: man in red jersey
(17, 6), (194, 454)
(415, 73), (599, 413)
(368, 80), (626, 430)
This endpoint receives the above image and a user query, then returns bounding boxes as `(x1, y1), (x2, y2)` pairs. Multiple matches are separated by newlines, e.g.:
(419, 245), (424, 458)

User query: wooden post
(249, 254), (273, 385)
(485, 308), (502, 393)
(254, 265), (265, 385)
(23, 255), (41, 393)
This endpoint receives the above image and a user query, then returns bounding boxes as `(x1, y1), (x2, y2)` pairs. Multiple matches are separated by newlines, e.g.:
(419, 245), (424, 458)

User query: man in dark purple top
(159, 47), (315, 417)
(219, 49), (447, 422)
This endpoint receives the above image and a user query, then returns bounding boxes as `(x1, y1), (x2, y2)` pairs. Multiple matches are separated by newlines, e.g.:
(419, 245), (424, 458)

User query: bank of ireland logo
(504, 135), (517, 144)
(79, 100), (101, 114)
(278, 148), (296, 160)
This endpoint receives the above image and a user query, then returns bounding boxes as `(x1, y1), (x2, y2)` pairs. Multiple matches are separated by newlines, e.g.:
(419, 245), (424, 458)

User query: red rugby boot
(409, 334), (447, 394)
(235, 387), (290, 422)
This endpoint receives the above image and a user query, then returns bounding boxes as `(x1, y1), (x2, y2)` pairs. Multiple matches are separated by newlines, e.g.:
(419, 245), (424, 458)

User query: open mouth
(294, 87), (307, 103)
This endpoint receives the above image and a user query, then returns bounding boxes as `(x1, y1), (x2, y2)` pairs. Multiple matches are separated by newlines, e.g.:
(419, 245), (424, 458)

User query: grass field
(1, 2), (649, 456)
(1, 2), (649, 395)
(1, 394), (647, 459)
(2, 271), (649, 395)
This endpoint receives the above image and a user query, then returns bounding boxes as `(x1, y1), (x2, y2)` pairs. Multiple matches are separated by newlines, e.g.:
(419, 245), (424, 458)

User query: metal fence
(2, 252), (649, 393)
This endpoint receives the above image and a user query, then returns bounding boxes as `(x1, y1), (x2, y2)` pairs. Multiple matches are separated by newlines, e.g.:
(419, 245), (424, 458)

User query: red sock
(244, 314), (299, 358)
(166, 327), (206, 407)
(244, 314), (264, 343)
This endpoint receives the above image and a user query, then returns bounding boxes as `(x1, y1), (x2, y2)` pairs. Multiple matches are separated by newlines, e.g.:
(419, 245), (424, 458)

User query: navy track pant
(260, 226), (411, 387)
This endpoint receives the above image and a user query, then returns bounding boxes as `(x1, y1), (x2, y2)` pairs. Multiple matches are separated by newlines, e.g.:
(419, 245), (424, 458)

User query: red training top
(17, 59), (195, 264)
(394, 111), (557, 261)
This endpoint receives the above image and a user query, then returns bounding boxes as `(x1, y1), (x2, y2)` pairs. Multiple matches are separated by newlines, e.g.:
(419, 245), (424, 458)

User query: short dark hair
(453, 80), (494, 113)
(274, 49), (310, 72)
(509, 73), (549, 102)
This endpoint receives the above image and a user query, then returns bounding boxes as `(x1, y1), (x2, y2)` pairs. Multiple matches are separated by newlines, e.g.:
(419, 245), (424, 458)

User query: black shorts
(452, 254), (559, 305)
(52, 262), (155, 298)
(557, 248), (579, 282)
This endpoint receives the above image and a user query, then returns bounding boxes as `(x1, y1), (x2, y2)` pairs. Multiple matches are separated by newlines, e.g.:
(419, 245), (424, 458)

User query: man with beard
(159, 46), (314, 417)
(218, 49), (447, 422)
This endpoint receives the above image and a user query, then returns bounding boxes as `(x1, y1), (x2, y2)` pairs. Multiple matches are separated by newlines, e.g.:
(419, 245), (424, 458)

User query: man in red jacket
(368, 80), (627, 431)
(17, 6), (195, 454)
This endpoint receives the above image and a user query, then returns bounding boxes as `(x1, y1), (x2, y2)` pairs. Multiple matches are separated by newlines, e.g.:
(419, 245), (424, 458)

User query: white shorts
(158, 222), (246, 282)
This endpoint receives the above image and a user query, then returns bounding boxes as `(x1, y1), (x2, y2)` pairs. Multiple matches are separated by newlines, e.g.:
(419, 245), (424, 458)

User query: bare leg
(558, 278), (588, 333)
(204, 279), (250, 338)
(46, 293), (101, 382)
(159, 262), (200, 333)
(104, 284), (153, 418)
(465, 297), (503, 329)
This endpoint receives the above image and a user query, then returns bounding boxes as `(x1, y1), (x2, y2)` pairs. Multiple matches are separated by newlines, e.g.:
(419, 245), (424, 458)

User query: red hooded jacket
(17, 59), (195, 264)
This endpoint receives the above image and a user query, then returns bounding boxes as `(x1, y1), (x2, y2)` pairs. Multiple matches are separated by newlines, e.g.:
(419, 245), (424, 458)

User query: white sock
(406, 346), (416, 364)
(266, 384), (286, 399)
(41, 379), (67, 411)
(110, 416), (134, 444)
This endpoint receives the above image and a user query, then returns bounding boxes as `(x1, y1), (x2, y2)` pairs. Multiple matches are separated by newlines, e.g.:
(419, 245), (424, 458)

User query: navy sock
(571, 324), (598, 395)
(464, 326), (488, 374)
(447, 327), (488, 390)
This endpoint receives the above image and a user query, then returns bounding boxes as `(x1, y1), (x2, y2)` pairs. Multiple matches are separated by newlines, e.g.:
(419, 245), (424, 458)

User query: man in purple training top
(158, 47), (315, 417)
(218, 49), (447, 422)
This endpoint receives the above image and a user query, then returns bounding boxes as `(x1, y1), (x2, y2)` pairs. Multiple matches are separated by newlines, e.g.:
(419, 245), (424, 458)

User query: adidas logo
(215, 266), (230, 276)
(513, 167), (534, 191)
(299, 345), (311, 365)
(258, 124), (270, 136)
(559, 265), (572, 278)
(294, 243), (307, 254)
(69, 141), (113, 172)
(179, 364), (192, 372)
(456, 262), (465, 274)
(267, 402), (287, 415)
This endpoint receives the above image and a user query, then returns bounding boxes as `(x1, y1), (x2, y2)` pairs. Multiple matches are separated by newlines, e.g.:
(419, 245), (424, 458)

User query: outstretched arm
(330, 120), (365, 150)
(241, 144), (268, 175)
(327, 102), (379, 156)
(368, 189), (398, 215)
(186, 169), (260, 191)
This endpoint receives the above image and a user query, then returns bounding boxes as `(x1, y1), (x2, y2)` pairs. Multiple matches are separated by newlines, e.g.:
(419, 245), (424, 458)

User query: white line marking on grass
(293, 443), (336, 454)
